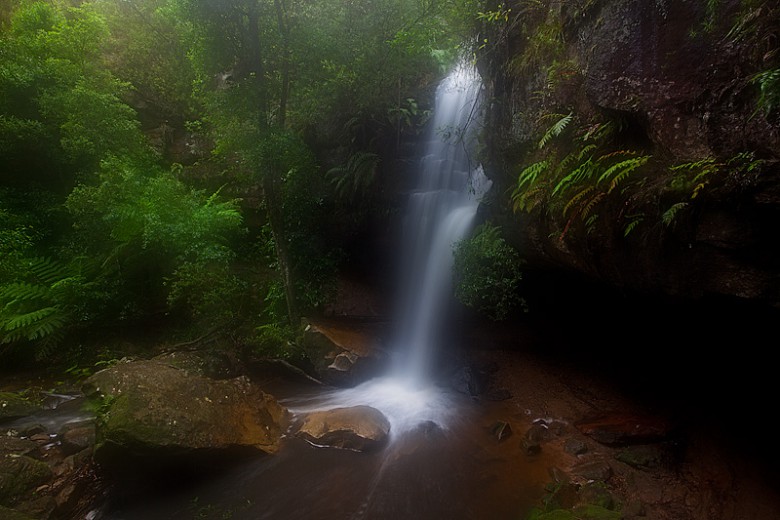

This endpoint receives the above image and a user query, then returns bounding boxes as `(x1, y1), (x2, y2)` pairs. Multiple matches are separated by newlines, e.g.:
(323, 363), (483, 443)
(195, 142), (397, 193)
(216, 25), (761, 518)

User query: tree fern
(0, 257), (79, 353)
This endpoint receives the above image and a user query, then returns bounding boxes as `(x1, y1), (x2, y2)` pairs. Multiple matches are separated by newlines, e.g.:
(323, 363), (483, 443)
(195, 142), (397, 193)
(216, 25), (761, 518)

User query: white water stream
(292, 63), (491, 437)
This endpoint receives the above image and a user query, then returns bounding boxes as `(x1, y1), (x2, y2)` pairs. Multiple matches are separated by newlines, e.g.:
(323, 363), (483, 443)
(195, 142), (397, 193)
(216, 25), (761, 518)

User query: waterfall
(292, 63), (490, 436)
(393, 63), (491, 386)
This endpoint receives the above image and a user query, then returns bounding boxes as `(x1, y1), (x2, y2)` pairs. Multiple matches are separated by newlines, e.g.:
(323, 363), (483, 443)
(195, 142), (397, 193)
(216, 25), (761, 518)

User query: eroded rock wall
(480, 0), (780, 305)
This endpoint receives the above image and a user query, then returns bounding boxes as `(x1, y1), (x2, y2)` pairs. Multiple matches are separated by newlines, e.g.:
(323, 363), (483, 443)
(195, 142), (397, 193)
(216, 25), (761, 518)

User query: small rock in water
(575, 412), (673, 446)
(490, 421), (512, 441)
(523, 424), (548, 455)
(572, 459), (613, 482)
(565, 438), (588, 455)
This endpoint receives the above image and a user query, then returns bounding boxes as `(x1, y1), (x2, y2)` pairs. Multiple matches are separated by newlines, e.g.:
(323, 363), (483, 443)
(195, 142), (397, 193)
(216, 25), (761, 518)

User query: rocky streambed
(1, 319), (779, 519)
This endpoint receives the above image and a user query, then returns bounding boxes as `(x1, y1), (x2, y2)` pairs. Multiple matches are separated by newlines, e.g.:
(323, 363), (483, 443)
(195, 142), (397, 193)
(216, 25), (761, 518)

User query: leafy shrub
(453, 223), (525, 321)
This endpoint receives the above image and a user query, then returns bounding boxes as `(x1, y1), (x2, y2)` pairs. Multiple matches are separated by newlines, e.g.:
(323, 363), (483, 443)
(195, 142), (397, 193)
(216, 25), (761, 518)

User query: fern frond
(538, 112), (572, 149)
(596, 150), (636, 163)
(596, 155), (650, 192)
(328, 151), (381, 198)
(552, 159), (594, 196)
(584, 213), (599, 234)
(563, 186), (595, 216)
(0, 283), (51, 302)
(27, 257), (71, 285)
(516, 160), (549, 189)
(669, 157), (716, 172)
(580, 192), (605, 220)
(662, 202), (688, 227)
(2, 307), (59, 332)
(623, 216), (644, 237)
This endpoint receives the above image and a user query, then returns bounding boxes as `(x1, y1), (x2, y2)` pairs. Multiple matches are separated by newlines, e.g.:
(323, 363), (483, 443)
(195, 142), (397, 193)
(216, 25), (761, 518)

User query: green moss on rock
(0, 455), (52, 506)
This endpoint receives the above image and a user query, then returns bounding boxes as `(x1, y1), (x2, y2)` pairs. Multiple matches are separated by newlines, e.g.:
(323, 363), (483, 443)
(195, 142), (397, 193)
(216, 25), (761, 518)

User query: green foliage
(512, 115), (651, 239)
(539, 113), (573, 149)
(328, 151), (381, 200)
(0, 1), (150, 187)
(0, 257), (86, 357)
(751, 67), (780, 116)
(65, 157), (245, 327)
(453, 223), (525, 321)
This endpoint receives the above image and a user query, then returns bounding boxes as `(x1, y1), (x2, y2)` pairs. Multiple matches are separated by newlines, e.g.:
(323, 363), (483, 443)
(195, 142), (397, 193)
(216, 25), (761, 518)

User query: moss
(0, 455), (52, 506)
(572, 504), (622, 519)
(0, 505), (36, 520)
(0, 392), (40, 421)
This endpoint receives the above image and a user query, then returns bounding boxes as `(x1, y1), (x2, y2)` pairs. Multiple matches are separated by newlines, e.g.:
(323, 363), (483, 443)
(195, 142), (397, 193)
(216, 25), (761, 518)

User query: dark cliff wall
(480, 0), (780, 306)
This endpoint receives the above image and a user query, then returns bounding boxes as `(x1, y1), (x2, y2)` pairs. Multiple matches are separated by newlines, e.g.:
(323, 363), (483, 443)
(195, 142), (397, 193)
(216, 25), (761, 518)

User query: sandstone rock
(83, 360), (288, 465)
(301, 320), (387, 386)
(296, 405), (390, 452)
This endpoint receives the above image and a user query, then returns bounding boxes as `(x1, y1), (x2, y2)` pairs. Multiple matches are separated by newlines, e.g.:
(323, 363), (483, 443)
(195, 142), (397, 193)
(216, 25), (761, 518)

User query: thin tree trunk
(262, 172), (299, 326)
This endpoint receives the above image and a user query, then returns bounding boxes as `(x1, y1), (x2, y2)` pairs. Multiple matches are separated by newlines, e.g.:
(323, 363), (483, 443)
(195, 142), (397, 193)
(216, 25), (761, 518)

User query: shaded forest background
(0, 0), (487, 369)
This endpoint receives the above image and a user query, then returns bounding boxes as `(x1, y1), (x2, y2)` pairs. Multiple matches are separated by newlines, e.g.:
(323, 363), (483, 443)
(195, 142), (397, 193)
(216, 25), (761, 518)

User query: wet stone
(616, 445), (665, 469)
(578, 481), (615, 509)
(490, 421), (512, 442)
(565, 438), (588, 455)
(572, 459), (613, 481)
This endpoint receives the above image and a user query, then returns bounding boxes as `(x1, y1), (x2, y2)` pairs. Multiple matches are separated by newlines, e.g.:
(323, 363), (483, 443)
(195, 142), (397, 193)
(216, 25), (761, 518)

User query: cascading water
(393, 62), (491, 387)
(291, 62), (491, 437)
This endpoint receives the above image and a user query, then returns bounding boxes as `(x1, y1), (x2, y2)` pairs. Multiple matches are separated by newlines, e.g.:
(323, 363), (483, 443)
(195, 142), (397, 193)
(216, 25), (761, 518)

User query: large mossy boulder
(296, 405), (390, 452)
(83, 359), (288, 467)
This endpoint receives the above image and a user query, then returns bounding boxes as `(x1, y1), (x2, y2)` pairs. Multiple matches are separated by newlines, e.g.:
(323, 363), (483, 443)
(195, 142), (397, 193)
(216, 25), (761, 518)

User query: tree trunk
(262, 171), (299, 327)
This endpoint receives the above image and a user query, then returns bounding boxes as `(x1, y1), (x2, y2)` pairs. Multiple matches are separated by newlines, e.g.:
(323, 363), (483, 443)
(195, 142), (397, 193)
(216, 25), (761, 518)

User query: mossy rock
(528, 504), (622, 520)
(572, 504), (622, 519)
(0, 455), (52, 506)
(85, 360), (289, 469)
(0, 393), (40, 422)
(616, 444), (664, 469)
(0, 505), (36, 520)
(579, 481), (615, 509)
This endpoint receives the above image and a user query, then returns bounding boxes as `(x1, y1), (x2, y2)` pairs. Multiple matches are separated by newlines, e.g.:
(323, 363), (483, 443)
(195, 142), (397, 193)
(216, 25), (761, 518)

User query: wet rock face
(84, 360), (289, 464)
(482, 0), (780, 306)
(295, 405), (391, 452)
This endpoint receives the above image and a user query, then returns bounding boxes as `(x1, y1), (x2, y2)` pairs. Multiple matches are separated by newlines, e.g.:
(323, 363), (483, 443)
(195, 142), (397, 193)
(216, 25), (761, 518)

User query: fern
(328, 151), (381, 199)
(563, 186), (595, 216)
(597, 155), (651, 192)
(552, 158), (594, 196)
(516, 160), (549, 189)
(623, 215), (644, 237)
(662, 202), (688, 227)
(538, 112), (572, 149)
(0, 257), (79, 353)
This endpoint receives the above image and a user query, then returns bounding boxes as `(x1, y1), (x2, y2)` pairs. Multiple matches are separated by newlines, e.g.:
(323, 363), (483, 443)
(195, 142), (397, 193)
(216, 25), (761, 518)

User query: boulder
(575, 412), (673, 446)
(83, 359), (288, 465)
(301, 320), (387, 386)
(0, 505), (36, 520)
(296, 405), (390, 452)
(0, 393), (40, 423)
(0, 455), (52, 506)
